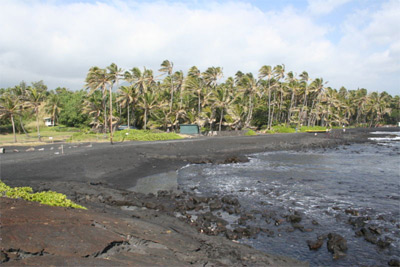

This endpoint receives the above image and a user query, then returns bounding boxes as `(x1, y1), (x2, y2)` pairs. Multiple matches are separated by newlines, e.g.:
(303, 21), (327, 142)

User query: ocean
(177, 131), (400, 266)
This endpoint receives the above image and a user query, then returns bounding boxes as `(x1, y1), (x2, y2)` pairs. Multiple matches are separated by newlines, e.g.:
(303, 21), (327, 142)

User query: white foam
(369, 136), (400, 141)
(370, 131), (400, 135)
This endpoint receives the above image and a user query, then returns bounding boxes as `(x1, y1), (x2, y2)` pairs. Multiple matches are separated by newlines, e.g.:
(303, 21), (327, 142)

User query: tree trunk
(109, 86), (113, 144)
(36, 108), (41, 141)
(144, 108), (147, 130)
(170, 75), (174, 113)
(219, 108), (224, 132)
(267, 81), (271, 129)
(287, 91), (294, 124)
(127, 102), (130, 127)
(11, 115), (17, 143)
(198, 92), (201, 114)
(19, 116), (29, 137)
(103, 99), (107, 134)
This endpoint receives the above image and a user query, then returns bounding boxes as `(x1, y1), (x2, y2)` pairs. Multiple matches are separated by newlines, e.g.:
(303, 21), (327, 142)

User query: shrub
(0, 180), (86, 209)
(245, 129), (257, 136)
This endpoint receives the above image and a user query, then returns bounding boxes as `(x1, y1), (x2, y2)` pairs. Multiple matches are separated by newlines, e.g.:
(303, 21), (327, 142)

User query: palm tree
(106, 63), (123, 144)
(85, 66), (110, 134)
(45, 93), (61, 126)
(83, 91), (104, 130)
(26, 87), (44, 140)
(210, 84), (232, 132)
(259, 65), (273, 129)
(0, 92), (20, 142)
(159, 60), (174, 112)
(185, 73), (204, 115)
(299, 71), (310, 126)
(237, 72), (259, 128)
(125, 67), (155, 129)
(117, 85), (136, 128)
(138, 88), (164, 129)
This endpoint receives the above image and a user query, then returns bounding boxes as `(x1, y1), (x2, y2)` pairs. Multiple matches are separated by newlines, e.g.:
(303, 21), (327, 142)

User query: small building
(44, 117), (54, 127)
(180, 124), (200, 135)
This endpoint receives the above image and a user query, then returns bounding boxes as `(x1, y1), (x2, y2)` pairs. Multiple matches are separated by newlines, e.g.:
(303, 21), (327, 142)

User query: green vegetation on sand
(68, 129), (183, 142)
(0, 180), (86, 209)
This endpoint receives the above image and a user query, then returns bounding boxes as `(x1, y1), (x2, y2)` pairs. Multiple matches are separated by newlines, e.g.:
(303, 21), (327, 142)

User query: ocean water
(177, 132), (400, 266)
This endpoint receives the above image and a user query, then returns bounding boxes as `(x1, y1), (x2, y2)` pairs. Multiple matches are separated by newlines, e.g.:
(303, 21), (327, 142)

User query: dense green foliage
(1, 61), (399, 144)
(56, 88), (90, 127)
(0, 180), (86, 209)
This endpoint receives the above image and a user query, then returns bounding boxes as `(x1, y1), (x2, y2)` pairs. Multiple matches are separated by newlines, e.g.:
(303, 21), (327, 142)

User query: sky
(0, 0), (399, 95)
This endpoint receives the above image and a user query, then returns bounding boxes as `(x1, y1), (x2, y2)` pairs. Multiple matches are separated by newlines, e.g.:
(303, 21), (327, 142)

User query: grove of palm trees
(1, 61), (399, 143)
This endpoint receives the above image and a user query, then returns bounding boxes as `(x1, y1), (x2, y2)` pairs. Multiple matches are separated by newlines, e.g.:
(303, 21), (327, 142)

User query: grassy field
(68, 129), (183, 142)
(0, 127), (184, 146)
(0, 127), (79, 146)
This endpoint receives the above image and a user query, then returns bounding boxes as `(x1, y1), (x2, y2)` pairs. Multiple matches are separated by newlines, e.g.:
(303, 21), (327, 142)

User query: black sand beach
(1, 128), (396, 266)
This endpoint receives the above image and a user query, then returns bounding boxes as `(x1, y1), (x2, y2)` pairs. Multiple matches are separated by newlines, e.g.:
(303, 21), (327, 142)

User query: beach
(1, 128), (397, 266)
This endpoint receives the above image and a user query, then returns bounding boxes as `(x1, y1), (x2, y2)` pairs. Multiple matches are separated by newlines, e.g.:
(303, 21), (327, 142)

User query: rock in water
(327, 233), (348, 259)
(307, 239), (323, 250)
(388, 259), (400, 266)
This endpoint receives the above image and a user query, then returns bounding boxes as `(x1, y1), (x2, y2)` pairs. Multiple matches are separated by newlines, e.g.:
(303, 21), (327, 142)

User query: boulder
(327, 233), (347, 259)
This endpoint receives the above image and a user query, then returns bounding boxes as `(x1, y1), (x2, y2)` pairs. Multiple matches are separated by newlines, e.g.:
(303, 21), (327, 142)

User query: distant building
(44, 117), (54, 127)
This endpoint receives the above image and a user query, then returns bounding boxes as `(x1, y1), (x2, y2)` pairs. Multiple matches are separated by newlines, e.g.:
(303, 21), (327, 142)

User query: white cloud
(307, 0), (352, 15)
(0, 0), (398, 95)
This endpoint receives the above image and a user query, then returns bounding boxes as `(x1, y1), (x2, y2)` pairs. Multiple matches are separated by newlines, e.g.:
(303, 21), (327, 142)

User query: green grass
(244, 129), (257, 136)
(265, 125), (329, 134)
(68, 129), (184, 142)
(0, 180), (86, 209)
(0, 126), (80, 146)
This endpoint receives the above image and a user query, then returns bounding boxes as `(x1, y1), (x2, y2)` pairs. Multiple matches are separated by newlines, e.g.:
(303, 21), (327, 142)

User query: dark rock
(307, 239), (323, 250)
(312, 220), (319, 225)
(377, 238), (391, 249)
(225, 230), (239, 240)
(292, 223), (305, 231)
(144, 202), (157, 209)
(244, 226), (261, 238)
(157, 190), (169, 197)
(222, 156), (249, 164)
(185, 202), (195, 211)
(288, 215), (302, 223)
(223, 205), (234, 214)
(1, 251), (9, 263)
(274, 219), (285, 226)
(345, 209), (360, 216)
(348, 217), (368, 228)
(209, 200), (222, 211)
(234, 207), (241, 214)
(368, 226), (382, 235)
(221, 196), (240, 206)
(388, 259), (400, 266)
(327, 233), (348, 259)
(238, 217), (247, 226)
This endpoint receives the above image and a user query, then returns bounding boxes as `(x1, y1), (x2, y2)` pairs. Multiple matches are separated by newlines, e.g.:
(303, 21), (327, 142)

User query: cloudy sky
(0, 0), (399, 95)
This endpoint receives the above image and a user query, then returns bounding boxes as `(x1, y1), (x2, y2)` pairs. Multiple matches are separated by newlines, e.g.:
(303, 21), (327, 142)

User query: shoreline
(1, 127), (398, 266)
(1, 128), (383, 190)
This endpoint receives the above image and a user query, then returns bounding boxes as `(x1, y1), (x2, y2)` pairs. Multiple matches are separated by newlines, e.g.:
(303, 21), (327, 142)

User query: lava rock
(388, 259), (400, 266)
(327, 233), (348, 259)
(288, 215), (302, 223)
(348, 217), (368, 228)
(345, 209), (360, 216)
(221, 196), (240, 206)
(209, 200), (222, 211)
(307, 239), (323, 250)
